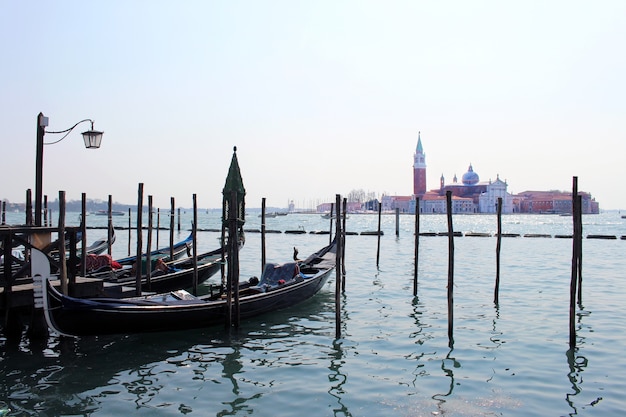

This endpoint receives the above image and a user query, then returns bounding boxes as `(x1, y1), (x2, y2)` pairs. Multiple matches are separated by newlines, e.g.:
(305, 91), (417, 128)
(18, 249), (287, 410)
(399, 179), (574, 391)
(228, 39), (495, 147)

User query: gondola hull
(42, 241), (336, 336)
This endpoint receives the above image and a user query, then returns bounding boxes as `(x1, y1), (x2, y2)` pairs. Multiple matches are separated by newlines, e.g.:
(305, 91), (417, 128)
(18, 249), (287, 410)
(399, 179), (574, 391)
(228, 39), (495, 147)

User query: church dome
(462, 164), (479, 185)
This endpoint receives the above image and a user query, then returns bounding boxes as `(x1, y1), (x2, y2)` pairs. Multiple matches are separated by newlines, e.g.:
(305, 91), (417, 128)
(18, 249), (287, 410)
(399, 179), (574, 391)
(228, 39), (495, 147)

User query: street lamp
(35, 112), (104, 226)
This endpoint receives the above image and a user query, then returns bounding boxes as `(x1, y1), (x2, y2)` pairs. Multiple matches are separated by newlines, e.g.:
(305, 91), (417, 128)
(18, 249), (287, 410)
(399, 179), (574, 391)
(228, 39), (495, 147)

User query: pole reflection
(564, 306), (597, 416)
(328, 339), (352, 417)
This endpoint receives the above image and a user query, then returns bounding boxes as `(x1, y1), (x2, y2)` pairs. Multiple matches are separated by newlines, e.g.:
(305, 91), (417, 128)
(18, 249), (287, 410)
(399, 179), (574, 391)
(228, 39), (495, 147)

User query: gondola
(40, 239), (336, 336)
(44, 229), (116, 258)
(88, 237), (244, 297)
(81, 229), (116, 257)
(2, 230), (117, 283)
(114, 232), (193, 266)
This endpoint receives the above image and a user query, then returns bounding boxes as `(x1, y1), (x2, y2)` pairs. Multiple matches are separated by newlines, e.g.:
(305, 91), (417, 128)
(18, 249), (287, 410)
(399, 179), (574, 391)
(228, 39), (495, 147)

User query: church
(381, 133), (599, 214)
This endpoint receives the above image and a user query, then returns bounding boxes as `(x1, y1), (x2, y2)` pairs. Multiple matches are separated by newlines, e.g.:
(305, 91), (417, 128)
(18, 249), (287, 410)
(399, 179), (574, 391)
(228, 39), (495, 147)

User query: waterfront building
(516, 190), (599, 214)
(317, 133), (600, 214)
(413, 132), (427, 196)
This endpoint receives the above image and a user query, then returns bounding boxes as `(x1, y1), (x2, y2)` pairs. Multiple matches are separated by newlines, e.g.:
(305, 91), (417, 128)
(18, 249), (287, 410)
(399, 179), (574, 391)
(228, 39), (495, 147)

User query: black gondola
(114, 232), (193, 266)
(40, 239), (336, 336)
(89, 237), (244, 296)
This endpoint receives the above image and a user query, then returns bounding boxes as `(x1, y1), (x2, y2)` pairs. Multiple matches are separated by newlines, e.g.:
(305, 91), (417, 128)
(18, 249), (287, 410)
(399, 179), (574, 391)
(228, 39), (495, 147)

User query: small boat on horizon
(94, 210), (125, 216)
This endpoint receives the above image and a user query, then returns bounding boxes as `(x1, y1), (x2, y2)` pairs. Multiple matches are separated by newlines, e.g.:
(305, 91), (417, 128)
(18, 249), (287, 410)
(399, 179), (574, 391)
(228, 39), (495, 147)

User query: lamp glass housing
(82, 130), (103, 149)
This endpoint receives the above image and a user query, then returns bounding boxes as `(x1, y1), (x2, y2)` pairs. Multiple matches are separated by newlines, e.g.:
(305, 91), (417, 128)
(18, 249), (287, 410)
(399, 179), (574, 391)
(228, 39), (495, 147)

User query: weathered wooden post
(146, 195), (153, 292)
(494, 197), (502, 304)
(81, 193), (87, 278)
(569, 176), (580, 347)
(413, 197), (419, 296)
(44, 195), (49, 227)
(107, 195), (114, 256)
(335, 194), (342, 339)
(58, 191), (68, 295)
(376, 201), (382, 267)
(192, 194), (198, 295)
(169, 198), (175, 262)
(395, 207), (400, 237)
(341, 197), (347, 289)
(156, 208), (161, 249)
(25, 189), (33, 226)
(127, 208), (131, 256)
(328, 203), (334, 245)
(576, 194), (583, 305)
(261, 197), (267, 272)
(135, 183), (144, 296)
(446, 190), (454, 346)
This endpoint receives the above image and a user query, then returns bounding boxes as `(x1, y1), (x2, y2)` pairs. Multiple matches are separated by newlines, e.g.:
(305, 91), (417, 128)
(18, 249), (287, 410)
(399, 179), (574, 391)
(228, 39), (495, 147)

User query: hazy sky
(2, 1), (625, 210)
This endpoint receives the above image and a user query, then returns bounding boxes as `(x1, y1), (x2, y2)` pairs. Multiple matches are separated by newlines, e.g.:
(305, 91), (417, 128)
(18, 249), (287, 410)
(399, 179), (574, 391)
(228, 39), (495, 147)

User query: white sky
(2, 1), (625, 210)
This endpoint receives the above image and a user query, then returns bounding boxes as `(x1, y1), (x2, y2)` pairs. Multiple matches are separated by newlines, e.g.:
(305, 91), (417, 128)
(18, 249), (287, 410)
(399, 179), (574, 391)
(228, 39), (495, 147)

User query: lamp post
(34, 112), (104, 226)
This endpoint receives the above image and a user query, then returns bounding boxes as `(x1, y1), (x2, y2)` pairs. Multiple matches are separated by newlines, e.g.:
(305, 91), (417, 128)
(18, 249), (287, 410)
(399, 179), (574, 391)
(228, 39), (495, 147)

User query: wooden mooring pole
(192, 194), (198, 295)
(446, 191), (454, 346)
(576, 194), (583, 305)
(341, 197), (347, 290)
(569, 176), (582, 348)
(127, 208), (131, 256)
(328, 203), (334, 245)
(156, 208), (161, 249)
(146, 195), (153, 292)
(58, 191), (68, 295)
(135, 183), (144, 296)
(261, 198), (267, 272)
(376, 202), (382, 267)
(169, 198), (175, 262)
(108, 195), (114, 256)
(413, 197), (419, 296)
(335, 194), (342, 339)
(81, 193), (87, 278)
(395, 207), (400, 237)
(494, 197), (502, 305)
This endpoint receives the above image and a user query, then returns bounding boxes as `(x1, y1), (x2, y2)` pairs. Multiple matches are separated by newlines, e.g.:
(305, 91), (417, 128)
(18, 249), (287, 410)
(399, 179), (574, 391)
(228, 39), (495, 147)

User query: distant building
(417, 162), (515, 213)
(320, 133), (600, 214)
(403, 134), (598, 214)
(413, 132), (427, 196)
(317, 201), (364, 213)
(516, 191), (599, 214)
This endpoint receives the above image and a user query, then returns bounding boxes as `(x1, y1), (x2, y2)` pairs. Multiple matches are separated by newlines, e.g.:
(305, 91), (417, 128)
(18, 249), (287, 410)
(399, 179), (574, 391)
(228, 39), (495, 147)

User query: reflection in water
(408, 296), (430, 386)
(432, 348), (460, 413)
(213, 340), (262, 417)
(328, 340), (351, 417)
(564, 306), (596, 416)
(1, 283), (336, 416)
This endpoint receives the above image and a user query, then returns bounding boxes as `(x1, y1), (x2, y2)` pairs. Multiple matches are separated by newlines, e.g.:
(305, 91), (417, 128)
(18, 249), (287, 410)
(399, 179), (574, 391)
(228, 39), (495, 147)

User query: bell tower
(413, 132), (427, 196)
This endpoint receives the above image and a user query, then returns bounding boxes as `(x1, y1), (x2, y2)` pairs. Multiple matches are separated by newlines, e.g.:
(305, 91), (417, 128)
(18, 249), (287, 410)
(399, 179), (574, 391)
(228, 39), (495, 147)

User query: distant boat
(259, 212), (277, 218)
(321, 213), (349, 220)
(94, 210), (125, 216)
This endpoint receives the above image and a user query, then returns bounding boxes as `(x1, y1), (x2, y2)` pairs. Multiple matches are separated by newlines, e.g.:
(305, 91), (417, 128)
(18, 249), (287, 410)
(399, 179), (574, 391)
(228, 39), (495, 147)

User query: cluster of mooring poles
(255, 194), (347, 338)
(1, 157), (589, 347)
(406, 177), (585, 348)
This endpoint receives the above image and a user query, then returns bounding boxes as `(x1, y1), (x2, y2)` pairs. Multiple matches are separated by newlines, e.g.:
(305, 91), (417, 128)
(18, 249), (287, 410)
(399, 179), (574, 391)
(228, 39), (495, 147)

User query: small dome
(462, 164), (479, 185)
